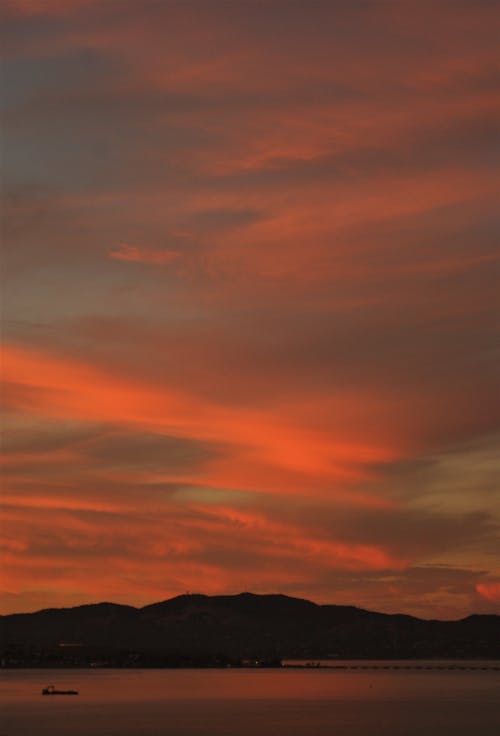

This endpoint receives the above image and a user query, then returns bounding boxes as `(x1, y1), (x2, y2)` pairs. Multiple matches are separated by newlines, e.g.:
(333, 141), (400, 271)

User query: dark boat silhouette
(42, 684), (79, 695)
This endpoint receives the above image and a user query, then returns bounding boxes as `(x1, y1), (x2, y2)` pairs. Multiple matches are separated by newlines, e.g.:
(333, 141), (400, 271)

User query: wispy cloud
(109, 243), (180, 266)
(477, 581), (500, 604)
(1, 0), (498, 617)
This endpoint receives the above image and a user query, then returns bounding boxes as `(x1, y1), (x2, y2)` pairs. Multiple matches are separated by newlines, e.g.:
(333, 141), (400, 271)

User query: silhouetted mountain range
(1, 593), (499, 666)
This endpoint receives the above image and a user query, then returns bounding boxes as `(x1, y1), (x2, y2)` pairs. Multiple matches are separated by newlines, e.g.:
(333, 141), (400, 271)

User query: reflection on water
(1, 664), (500, 736)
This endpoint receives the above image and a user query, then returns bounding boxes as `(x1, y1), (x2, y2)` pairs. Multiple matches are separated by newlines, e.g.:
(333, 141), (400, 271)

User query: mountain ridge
(6, 591), (493, 622)
(2, 592), (498, 665)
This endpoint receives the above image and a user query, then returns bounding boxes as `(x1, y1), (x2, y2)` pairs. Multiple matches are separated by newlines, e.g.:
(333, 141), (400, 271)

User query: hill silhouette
(1, 593), (498, 666)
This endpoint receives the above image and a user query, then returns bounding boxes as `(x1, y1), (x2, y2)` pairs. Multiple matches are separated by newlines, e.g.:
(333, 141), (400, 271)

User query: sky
(1, 0), (499, 619)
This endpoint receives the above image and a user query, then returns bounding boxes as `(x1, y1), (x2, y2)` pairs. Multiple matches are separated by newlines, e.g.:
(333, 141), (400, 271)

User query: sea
(1, 662), (499, 735)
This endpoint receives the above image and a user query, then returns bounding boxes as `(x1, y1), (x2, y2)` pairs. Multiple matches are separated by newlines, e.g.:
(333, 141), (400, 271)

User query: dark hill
(1, 593), (498, 666)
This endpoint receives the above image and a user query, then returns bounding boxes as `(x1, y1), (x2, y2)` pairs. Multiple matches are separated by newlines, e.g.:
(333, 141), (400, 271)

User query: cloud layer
(1, 0), (499, 617)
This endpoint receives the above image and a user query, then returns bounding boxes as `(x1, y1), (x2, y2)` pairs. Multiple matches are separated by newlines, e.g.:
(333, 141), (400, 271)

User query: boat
(42, 684), (79, 695)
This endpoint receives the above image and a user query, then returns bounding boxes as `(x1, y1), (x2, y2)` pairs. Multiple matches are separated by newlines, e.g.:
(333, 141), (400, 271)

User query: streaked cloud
(1, 0), (498, 618)
(109, 243), (180, 266)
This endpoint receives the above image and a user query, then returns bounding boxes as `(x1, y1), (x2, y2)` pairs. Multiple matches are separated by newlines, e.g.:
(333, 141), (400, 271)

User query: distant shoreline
(3, 660), (500, 672)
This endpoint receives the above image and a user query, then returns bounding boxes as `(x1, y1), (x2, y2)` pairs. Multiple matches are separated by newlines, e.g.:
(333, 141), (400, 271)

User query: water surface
(1, 664), (499, 735)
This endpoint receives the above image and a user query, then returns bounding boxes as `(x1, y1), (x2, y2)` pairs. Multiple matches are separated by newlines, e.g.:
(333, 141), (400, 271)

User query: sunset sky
(1, 0), (499, 619)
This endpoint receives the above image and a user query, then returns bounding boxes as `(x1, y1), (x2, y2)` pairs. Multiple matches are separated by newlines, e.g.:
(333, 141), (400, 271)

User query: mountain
(1, 593), (499, 666)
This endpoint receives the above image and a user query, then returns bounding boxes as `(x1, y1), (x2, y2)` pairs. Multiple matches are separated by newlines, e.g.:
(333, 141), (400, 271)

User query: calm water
(1, 664), (499, 735)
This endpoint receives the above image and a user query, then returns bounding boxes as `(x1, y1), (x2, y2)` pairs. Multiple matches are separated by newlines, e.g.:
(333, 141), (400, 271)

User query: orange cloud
(109, 243), (180, 266)
(194, 505), (407, 572)
(0, 490), (407, 617)
(476, 581), (500, 604)
(1, 342), (398, 501)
